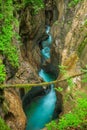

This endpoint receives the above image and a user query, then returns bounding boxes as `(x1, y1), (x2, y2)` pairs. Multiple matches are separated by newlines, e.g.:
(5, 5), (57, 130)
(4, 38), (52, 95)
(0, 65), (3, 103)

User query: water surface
(25, 85), (56, 130)
(25, 26), (57, 130)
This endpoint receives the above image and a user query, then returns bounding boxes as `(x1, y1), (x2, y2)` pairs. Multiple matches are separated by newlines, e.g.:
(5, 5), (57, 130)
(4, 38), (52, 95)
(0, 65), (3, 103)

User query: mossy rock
(77, 37), (87, 57)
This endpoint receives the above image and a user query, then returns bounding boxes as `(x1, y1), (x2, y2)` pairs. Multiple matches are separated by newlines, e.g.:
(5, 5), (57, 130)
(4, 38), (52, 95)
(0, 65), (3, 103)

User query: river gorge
(23, 26), (61, 130)
(0, 0), (87, 130)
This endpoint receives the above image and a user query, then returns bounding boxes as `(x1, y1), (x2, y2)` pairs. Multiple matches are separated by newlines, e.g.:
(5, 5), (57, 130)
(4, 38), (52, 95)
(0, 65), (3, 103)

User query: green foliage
(0, 0), (19, 68)
(46, 121), (58, 130)
(24, 0), (44, 14)
(68, 0), (82, 7)
(81, 65), (87, 82)
(46, 97), (87, 130)
(59, 65), (75, 89)
(46, 65), (87, 130)
(0, 117), (10, 130)
(55, 87), (63, 92)
(83, 19), (87, 26)
(58, 98), (87, 130)
(0, 60), (6, 84)
(54, 21), (59, 25)
(59, 65), (67, 75)
(77, 37), (87, 57)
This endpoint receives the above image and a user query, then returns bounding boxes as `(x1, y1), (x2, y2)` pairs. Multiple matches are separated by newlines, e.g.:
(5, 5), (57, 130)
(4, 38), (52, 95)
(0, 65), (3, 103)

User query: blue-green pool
(25, 84), (56, 130)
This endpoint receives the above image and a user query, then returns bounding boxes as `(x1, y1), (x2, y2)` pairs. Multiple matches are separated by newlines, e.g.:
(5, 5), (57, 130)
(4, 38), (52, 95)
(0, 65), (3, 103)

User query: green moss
(0, 0), (19, 68)
(77, 37), (87, 57)
(0, 60), (6, 84)
(24, 0), (44, 14)
(68, 0), (83, 7)
(0, 117), (11, 130)
(84, 19), (87, 26)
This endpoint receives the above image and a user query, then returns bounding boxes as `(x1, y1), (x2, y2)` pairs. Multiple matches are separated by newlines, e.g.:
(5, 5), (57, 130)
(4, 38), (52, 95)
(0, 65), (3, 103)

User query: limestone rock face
(7, 56), (41, 85)
(51, 0), (87, 78)
(1, 0), (87, 129)
(44, 0), (59, 25)
(51, 0), (87, 113)
(20, 6), (45, 71)
(1, 5), (46, 130)
(51, 0), (87, 71)
(4, 89), (26, 130)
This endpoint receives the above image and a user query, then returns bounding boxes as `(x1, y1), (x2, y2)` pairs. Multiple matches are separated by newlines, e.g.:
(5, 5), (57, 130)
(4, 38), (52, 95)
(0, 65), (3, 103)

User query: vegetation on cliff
(0, 117), (10, 130)
(0, 0), (19, 83)
(46, 66), (87, 130)
(0, 0), (44, 83)
(68, 0), (83, 7)
(24, 0), (44, 14)
(0, 0), (19, 68)
(0, 0), (87, 130)
(78, 37), (87, 57)
(46, 97), (87, 130)
(0, 60), (6, 83)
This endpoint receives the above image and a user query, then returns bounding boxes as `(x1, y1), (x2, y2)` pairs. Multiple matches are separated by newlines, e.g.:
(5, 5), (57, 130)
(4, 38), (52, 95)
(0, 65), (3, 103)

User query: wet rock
(51, 0), (87, 114)
(53, 91), (63, 119)
(42, 63), (58, 79)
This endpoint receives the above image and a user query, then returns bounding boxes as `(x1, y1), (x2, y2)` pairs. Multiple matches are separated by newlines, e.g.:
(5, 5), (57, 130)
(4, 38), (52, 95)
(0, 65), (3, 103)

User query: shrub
(0, 117), (10, 130)
(0, 0), (19, 68)
(68, 0), (82, 7)
(46, 65), (87, 130)
(46, 97), (87, 130)
(24, 0), (44, 14)
(0, 60), (6, 84)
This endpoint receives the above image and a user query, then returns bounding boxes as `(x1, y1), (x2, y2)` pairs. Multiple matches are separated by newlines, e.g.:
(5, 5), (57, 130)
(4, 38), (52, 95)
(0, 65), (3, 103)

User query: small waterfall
(41, 47), (50, 59)
(39, 69), (56, 82)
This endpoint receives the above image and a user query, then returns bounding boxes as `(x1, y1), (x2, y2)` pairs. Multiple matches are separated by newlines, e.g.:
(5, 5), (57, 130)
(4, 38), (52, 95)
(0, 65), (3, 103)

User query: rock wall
(51, 0), (87, 113)
(4, 89), (26, 130)
(1, 0), (87, 129)
(20, 6), (45, 71)
(51, 0), (87, 72)
(0, 2), (46, 130)
(1, 1), (59, 129)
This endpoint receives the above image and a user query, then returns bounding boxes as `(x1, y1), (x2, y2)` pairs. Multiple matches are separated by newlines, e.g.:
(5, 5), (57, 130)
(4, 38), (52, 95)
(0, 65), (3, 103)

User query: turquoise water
(46, 26), (50, 34)
(25, 26), (57, 130)
(41, 34), (52, 48)
(25, 85), (56, 130)
(39, 69), (56, 82)
(41, 47), (50, 59)
(25, 72), (56, 130)
(42, 26), (52, 48)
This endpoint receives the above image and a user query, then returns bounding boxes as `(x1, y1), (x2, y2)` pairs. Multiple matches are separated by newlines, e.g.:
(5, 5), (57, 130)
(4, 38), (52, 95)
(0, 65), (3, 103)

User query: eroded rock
(4, 88), (26, 130)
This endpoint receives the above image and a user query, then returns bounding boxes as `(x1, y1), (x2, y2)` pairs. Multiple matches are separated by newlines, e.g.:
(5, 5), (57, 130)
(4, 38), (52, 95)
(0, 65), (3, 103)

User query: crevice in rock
(44, 0), (59, 25)
(19, 1), (63, 129)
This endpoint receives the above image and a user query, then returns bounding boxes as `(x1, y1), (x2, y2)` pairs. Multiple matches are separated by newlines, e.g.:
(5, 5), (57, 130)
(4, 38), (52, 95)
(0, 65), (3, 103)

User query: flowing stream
(25, 26), (57, 130)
